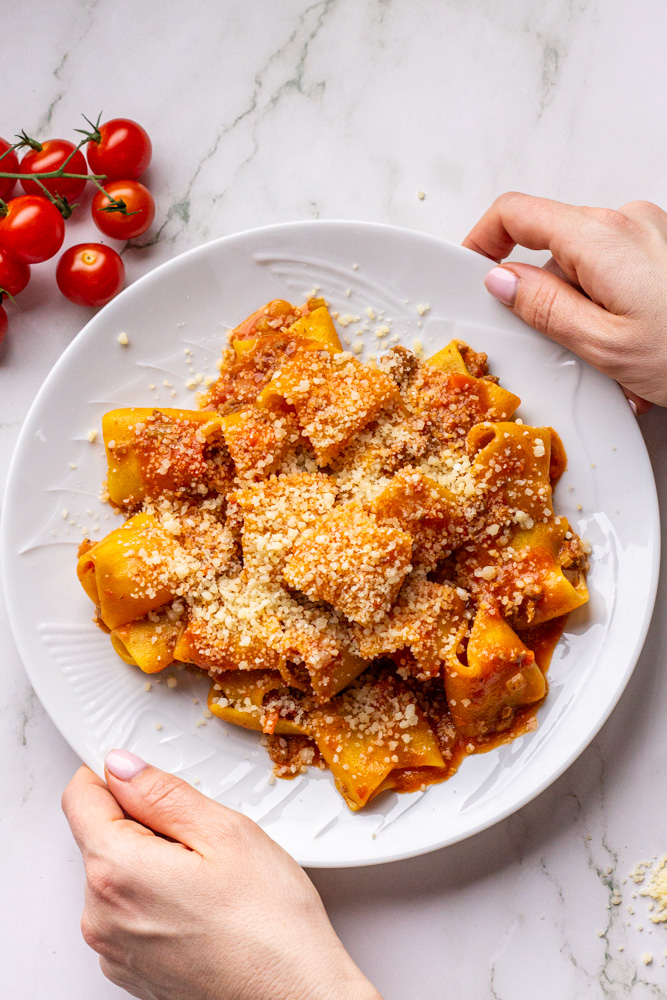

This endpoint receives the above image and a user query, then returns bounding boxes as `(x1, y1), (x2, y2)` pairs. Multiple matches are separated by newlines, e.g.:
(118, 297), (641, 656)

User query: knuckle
(142, 771), (193, 816)
(618, 199), (664, 220)
(85, 858), (127, 906)
(583, 205), (637, 234)
(495, 190), (527, 211)
(80, 911), (105, 954)
(522, 281), (563, 336)
(60, 785), (72, 817)
(61, 767), (92, 819)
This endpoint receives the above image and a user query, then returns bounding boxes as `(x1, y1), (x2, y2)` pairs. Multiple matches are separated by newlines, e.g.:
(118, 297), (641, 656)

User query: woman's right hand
(463, 193), (667, 412)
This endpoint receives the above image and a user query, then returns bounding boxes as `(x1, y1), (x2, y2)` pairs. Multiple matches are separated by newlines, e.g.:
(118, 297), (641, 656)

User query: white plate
(2, 221), (660, 867)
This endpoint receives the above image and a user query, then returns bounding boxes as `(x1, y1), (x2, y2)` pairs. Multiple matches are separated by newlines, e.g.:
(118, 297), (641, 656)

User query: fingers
(462, 192), (603, 266)
(542, 255), (582, 290)
(483, 262), (616, 367)
(104, 749), (246, 855)
(61, 766), (126, 857)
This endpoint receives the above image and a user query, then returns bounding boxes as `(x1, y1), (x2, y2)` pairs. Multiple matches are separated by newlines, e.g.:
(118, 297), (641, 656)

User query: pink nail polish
(484, 267), (518, 306)
(628, 398), (638, 416)
(105, 749), (148, 780)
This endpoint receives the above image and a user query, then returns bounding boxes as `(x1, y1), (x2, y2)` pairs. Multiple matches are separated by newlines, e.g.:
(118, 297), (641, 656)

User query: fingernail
(628, 398), (638, 417)
(484, 267), (519, 306)
(105, 749), (148, 780)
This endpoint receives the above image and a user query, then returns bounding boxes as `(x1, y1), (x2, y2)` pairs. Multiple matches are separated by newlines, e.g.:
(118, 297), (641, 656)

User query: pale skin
(463, 192), (667, 413)
(62, 193), (667, 999)
(62, 751), (381, 1000)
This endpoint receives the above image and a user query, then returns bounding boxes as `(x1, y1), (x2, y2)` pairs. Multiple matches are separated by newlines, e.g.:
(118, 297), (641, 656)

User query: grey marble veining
(2, 1), (667, 997)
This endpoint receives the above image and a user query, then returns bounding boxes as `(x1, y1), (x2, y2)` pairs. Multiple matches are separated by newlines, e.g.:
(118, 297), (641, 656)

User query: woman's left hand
(62, 750), (381, 1000)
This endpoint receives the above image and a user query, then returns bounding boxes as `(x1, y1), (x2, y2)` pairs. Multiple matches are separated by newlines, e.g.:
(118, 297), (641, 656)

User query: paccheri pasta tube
(78, 297), (589, 810)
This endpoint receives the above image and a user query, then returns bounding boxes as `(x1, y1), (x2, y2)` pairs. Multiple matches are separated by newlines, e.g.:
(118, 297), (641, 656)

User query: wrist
(304, 960), (383, 1000)
(278, 948), (382, 1000)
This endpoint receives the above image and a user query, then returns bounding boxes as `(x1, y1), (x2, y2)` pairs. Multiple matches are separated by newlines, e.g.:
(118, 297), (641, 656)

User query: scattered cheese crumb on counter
(634, 855), (667, 923)
(117, 332), (129, 346)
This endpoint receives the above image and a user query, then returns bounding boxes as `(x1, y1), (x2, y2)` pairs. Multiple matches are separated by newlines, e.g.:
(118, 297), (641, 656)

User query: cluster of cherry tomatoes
(0, 117), (155, 343)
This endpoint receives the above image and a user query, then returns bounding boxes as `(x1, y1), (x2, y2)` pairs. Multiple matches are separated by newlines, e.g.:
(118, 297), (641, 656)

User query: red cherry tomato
(86, 119), (152, 181)
(0, 249), (30, 296)
(0, 195), (65, 264)
(19, 139), (88, 201)
(0, 138), (19, 201)
(56, 243), (125, 307)
(0, 304), (7, 344)
(91, 180), (155, 239)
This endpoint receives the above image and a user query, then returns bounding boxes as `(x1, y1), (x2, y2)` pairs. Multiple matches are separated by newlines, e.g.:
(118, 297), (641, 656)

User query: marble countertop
(2, 1), (666, 997)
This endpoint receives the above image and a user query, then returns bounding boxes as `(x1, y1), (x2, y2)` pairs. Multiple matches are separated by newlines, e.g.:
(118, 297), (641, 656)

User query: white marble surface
(2, 1), (667, 997)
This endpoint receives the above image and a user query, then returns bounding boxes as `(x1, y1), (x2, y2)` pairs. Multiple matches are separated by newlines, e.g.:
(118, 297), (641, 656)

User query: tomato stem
(0, 199), (7, 218)
(99, 197), (139, 217)
(30, 175), (59, 206)
(29, 178), (76, 219)
(0, 142), (22, 164)
(85, 174), (135, 215)
(74, 112), (103, 146)
(0, 288), (17, 305)
(15, 130), (42, 152)
(60, 120), (101, 172)
(0, 170), (107, 181)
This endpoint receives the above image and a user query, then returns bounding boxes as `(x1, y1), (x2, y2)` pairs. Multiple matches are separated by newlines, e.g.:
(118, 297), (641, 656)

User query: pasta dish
(77, 296), (589, 809)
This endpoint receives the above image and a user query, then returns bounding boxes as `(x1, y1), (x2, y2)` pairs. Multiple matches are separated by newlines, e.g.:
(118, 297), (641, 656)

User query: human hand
(463, 192), (667, 412)
(62, 750), (381, 1000)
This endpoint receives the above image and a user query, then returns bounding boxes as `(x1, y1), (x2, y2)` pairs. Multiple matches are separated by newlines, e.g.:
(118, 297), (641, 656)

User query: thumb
(483, 263), (615, 364)
(104, 748), (240, 855)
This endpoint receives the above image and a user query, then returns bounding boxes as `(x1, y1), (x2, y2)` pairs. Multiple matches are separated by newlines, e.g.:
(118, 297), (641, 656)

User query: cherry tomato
(0, 138), (19, 201)
(91, 180), (155, 239)
(0, 304), (7, 344)
(86, 119), (152, 181)
(19, 139), (88, 201)
(56, 243), (125, 307)
(0, 195), (65, 264)
(0, 248), (30, 296)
